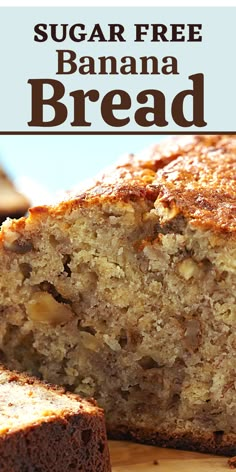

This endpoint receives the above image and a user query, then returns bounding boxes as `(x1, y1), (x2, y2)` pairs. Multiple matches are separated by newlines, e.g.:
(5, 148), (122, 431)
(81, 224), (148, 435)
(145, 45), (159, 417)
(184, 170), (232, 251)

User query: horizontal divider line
(0, 131), (235, 135)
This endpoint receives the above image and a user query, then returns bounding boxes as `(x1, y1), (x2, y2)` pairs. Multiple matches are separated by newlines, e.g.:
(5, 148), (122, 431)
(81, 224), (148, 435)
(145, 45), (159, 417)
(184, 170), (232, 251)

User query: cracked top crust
(4, 135), (236, 234)
(152, 135), (236, 232)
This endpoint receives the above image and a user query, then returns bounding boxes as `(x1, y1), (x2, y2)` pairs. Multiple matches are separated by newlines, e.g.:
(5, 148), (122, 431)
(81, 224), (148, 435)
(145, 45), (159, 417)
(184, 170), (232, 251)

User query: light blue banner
(0, 7), (234, 132)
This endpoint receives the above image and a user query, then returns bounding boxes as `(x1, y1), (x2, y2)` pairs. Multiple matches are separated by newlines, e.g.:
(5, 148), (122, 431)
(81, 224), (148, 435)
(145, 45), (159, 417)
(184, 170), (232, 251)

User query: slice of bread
(0, 365), (110, 471)
(0, 135), (235, 455)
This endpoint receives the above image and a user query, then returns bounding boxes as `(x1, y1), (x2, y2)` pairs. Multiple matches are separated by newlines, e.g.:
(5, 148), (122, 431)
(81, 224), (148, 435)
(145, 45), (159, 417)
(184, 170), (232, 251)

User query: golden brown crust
(153, 135), (236, 232)
(0, 364), (101, 416)
(69, 134), (236, 233)
(10, 134), (236, 234)
(0, 365), (111, 471)
(0, 136), (236, 461)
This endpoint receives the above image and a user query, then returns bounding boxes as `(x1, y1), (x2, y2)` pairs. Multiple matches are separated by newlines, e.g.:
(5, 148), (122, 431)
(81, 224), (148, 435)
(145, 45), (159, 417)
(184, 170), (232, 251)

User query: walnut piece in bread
(0, 135), (235, 456)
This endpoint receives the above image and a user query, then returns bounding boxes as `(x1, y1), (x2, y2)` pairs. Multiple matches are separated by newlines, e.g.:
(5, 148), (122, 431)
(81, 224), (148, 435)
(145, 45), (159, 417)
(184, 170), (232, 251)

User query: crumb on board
(153, 459), (159, 465)
(228, 457), (236, 469)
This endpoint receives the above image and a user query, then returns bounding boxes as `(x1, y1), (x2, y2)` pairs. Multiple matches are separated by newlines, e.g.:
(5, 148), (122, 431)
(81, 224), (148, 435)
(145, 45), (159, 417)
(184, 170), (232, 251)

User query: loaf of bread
(0, 365), (110, 471)
(0, 135), (235, 456)
(0, 165), (30, 223)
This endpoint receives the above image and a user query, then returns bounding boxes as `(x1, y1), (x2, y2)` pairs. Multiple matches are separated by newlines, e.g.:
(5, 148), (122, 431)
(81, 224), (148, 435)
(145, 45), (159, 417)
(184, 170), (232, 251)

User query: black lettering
(88, 24), (107, 42)
(69, 24), (86, 42)
(151, 24), (168, 42)
(188, 24), (202, 42)
(50, 24), (68, 42)
(170, 24), (185, 42)
(108, 24), (126, 41)
(34, 24), (48, 42)
(134, 24), (149, 42)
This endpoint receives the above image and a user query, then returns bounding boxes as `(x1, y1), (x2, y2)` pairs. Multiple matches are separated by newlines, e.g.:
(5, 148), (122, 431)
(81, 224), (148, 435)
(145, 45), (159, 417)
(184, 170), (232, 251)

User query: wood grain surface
(109, 441), (232, 471)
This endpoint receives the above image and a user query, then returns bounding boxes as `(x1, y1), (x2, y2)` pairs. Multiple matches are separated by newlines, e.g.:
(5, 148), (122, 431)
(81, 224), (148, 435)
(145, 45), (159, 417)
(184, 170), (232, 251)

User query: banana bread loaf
(0, 135), (235, 455)
(0, 365), (110, 471)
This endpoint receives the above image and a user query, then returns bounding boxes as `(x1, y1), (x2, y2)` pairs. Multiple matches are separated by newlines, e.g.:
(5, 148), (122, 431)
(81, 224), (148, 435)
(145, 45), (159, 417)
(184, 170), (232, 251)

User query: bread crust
(0, 366), (111, 472)
(3, 135), (236, 234)
(108, 425), (236, 456)
(69, 134), (236, 233)
(0, 135), (236, 459)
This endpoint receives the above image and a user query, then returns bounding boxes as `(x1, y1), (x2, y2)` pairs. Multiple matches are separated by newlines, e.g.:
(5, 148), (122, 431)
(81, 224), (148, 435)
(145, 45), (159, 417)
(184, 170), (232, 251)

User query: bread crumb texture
(0, 366), (111, 471)
(0, 135), (235, 455)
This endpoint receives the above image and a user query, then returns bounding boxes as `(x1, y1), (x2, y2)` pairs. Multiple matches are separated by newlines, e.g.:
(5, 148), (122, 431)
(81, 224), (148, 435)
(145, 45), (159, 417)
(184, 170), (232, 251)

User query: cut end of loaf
(0, 135), (235, 456)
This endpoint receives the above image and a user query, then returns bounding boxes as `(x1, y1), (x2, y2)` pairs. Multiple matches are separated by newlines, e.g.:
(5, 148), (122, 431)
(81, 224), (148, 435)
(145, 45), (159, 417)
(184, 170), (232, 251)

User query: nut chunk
(26, 292), (73, 325)
(1, 135), (236, 457)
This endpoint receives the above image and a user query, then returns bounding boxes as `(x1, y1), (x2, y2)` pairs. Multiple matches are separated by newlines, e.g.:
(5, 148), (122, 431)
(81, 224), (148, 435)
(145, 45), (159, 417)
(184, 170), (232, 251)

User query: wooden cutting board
(109, 441), (232, 471)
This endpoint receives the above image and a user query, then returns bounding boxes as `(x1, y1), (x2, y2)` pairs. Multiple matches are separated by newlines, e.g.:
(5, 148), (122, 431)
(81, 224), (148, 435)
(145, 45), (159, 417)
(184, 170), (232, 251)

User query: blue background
(0, 136), (164, 195)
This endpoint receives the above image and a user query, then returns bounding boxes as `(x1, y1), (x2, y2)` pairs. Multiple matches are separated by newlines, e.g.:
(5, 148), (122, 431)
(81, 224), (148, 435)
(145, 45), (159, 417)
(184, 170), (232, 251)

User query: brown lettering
(120, 56), (137, 75)
(135, 89), (168, 127)
(70, 89), (99, 126)
(162, 56), (179, 75)
(101, 90), (131, 127)
(56, 50), (77, 74)
(28, 79), (67, 127)
(79, 56), (96, 75)
(171, 73), (206, 127)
